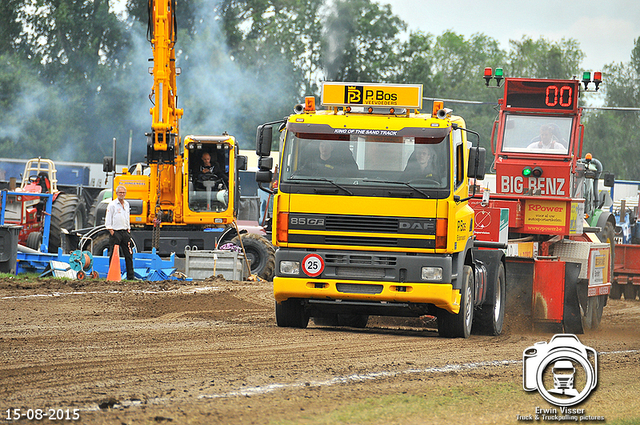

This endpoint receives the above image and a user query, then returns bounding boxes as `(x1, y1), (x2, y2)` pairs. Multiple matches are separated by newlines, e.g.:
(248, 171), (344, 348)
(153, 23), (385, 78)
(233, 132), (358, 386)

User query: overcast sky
(385, 0), (640, 72)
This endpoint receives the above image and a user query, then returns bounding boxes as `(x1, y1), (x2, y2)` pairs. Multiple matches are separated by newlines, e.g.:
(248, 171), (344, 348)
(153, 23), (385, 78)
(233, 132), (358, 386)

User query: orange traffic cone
(107, 245), (122, 281)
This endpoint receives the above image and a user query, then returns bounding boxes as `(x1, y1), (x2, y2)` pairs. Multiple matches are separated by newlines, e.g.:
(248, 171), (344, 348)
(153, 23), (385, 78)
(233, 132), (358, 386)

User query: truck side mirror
(103, 156), (114, 173)
(256, 170), (273, 183)
(467, 147), (486, 180)
(236, 155), (248, 171)
(258, 156), (273, 171)
(256, 125), (273, 157)
(603, 172), (615, 188)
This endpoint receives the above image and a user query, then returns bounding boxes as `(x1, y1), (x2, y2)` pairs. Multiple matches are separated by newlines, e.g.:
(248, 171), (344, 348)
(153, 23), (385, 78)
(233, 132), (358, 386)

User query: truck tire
(438, 265), (474, 338)
(231, 233), (275, 281)
(26, 231), (43, 251)
(275, 299), (309, 328)
(48, 193), (86, 253)
(590, 295), (606, 330)
(472, 263), (505, 335)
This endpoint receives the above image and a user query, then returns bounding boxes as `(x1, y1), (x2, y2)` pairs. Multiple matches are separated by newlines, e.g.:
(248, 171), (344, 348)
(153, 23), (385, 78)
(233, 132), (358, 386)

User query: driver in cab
(196, 152), (225, 190)
(404, 144), (440, 180)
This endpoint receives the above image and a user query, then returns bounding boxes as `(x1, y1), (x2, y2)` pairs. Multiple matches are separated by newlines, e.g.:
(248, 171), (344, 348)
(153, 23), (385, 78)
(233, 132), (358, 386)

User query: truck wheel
(473, 263), (505, 335)
(231, 233), (275, 281)
(438, 265), (474, 338)
(590, 295), (606, 330)
(90, 232), (111, 257)
(609, 280), (622, 300)
(275, 299), (308, 328)
(49, 193), (86, 253)
(26, 232), (43, 251)
(580, 295), (595, 331)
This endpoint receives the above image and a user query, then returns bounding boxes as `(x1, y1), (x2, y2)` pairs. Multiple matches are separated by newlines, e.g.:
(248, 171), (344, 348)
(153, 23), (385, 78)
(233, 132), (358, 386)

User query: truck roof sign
(321, 82), (423, 109)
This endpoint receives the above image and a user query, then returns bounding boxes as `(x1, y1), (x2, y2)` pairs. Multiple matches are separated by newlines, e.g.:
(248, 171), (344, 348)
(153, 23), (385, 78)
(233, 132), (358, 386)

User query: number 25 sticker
(302, 254), (324, 277)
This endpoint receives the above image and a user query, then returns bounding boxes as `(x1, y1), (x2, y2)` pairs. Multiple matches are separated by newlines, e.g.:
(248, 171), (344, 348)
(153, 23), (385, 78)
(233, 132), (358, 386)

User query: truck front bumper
(273, 277), (461, 315)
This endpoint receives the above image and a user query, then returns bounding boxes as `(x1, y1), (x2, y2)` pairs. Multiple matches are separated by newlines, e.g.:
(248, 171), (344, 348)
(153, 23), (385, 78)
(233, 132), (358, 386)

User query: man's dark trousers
(109, 230), (135, 280)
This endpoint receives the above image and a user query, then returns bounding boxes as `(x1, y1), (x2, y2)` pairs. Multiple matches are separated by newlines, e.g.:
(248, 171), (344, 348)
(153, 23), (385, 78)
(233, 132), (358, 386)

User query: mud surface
(1, 277), (639, 424)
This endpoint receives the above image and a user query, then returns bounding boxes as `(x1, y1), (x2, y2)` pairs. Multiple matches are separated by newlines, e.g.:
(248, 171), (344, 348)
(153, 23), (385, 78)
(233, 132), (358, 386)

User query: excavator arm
(147, 0), (183, 164)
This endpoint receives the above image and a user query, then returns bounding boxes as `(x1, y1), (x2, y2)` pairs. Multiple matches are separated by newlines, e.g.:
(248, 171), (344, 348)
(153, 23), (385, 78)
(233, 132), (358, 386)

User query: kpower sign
(321, 82), (423, 109)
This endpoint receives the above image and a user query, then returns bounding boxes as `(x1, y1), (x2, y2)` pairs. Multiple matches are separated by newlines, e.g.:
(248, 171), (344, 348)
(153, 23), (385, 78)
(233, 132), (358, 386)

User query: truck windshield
(280, 131), (450, 192)
(502, 115), (573, 155)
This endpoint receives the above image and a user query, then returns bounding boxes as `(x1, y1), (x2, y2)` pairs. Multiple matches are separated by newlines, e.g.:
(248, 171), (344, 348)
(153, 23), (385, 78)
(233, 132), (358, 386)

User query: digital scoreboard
(504, 79), (579, 112)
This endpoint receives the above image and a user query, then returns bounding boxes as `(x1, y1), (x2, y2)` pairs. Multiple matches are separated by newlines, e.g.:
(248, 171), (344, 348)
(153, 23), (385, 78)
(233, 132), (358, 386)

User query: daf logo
(399, 221), (427, 230)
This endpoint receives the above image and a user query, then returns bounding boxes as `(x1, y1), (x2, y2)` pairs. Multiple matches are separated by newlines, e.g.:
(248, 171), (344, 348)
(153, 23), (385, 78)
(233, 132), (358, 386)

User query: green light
(495, 68), (504, 77)
(522, 167), (532, 177)
(582, 71), (591, 81)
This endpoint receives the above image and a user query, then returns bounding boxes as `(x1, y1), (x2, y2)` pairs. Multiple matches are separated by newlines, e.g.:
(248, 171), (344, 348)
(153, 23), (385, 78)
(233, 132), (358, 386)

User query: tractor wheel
(87, 189), (110, 227)
(90, 232), (111, 257)
(473, 263), (506, 336)
(609, 279), (622, 300)
(231, 233), (275, 280)
(438, 265), (474, 338)
(597, 220), (615, 281)
(26, 232), (43, 251)
(624, 282), (636, 301)
(275, 300), (309, 328)
(48, 193), (86, 253)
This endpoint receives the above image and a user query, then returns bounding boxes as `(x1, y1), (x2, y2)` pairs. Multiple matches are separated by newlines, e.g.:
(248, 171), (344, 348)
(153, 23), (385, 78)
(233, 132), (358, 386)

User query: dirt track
(1, 277), (639, 424)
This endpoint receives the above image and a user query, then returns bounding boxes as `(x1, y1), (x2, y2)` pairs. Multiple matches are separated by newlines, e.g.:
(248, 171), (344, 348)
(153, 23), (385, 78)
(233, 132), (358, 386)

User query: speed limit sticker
(302, 254), (324, 277)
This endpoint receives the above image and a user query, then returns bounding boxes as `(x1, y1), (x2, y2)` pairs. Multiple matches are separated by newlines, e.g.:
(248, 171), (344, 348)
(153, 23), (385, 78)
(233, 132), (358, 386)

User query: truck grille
(325, 215), (398, 233)
(336, 283), (384, 294)
(288, 213), (436, 249)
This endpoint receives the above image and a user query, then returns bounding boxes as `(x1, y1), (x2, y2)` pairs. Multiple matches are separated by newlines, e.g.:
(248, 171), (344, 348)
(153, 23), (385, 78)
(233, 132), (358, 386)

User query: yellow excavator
(76, 0), (275, 279)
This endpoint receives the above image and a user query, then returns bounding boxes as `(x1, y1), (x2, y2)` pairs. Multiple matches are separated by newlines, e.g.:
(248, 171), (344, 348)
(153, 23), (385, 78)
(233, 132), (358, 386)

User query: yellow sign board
(523, 199), (567, 233)
(321, 82), (423, 109)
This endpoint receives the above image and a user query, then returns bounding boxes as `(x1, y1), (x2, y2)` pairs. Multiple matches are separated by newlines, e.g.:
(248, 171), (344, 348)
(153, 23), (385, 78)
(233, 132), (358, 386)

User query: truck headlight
(421, 266), (443, 281)
(280, 261), (300, 275)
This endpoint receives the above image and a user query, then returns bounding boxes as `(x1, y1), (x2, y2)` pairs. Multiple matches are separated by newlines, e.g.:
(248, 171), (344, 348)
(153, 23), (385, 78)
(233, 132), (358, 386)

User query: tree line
(0, 0), (638, 179)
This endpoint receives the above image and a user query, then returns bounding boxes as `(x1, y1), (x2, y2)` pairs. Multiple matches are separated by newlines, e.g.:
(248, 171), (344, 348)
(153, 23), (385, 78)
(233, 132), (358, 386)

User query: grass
(270, 378), (640, 425)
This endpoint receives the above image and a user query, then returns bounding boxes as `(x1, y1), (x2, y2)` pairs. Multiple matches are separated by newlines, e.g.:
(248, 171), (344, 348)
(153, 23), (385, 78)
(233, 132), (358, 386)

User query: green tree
(583, 37), (640, 180)
(321, 0), (405, 82)
(507, 36), (584, 79)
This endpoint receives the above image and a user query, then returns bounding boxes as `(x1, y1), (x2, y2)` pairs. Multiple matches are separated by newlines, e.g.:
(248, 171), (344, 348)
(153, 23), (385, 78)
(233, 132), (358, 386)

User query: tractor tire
(610, 279), (622, 300)
(90, 232), (111, 257)
(597, 220), (615, 281)
(48, 193), (86, 253)
(87, 189), (110, 227)
(624, 282), (636, 301)
(275, 300), (309, 328)
(26, 232), (43, 251)
(231, 233), (275, 281)
(472, 263), (506, 336)
(438, 265), (474, 338)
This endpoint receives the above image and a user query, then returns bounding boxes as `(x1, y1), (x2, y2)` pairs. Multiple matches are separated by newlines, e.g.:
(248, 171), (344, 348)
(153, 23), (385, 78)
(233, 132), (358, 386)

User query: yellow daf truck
(255, 82), (506, 337)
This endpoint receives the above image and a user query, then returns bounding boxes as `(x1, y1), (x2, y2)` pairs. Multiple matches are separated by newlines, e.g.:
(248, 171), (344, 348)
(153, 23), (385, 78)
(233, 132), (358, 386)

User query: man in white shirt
(105, 185), (135, 280)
